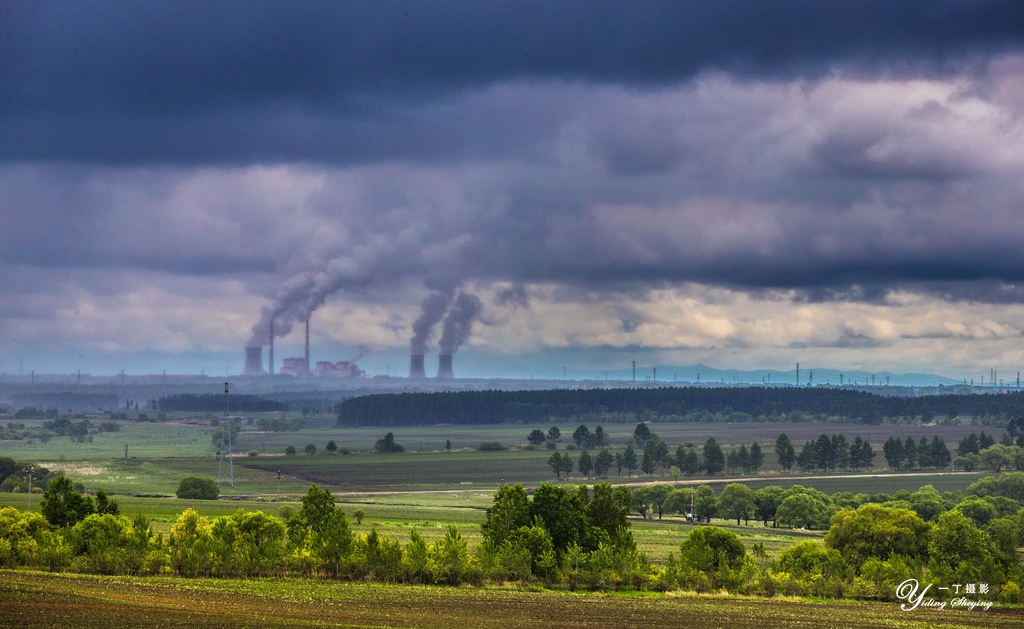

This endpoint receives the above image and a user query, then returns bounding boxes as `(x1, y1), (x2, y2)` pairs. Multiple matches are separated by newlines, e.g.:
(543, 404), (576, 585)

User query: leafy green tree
(980, 444), (1018, 472)
(527, 429), (546, 446)
(428, 525), (472, 585)
(703, 438), (724, 475)
(285, 445), (297, 456)
(304, 443), (317, 456)
(718, 483), (755, 525)
(168, 508), (215, 577)
(776, 493), (826, 529)
(632, 484), (673, 520)
(325, 440), (338, 454)
(954, 453), (980, 471)
(312, 508), (352, 578)
(482, 484), (531, 547)
(824, 504), (931, 569)
(778, 540), (849, 586)
(299, 484), (336, 534)
(41, 475), (94, 527)
(954, 496), (998, 527)
(693, 485), (717, 521)
(587, 483), (633, 548)
(928, 510), (994, 578)
(530, 484), (587, 553)
(176, 476), (219, 500)
(679, 525), (747, 586)
(95, 488), (119, 516)
(593, 425), (608, 447)
(775, 433), (796, 471)
(754, 485), (785, 527)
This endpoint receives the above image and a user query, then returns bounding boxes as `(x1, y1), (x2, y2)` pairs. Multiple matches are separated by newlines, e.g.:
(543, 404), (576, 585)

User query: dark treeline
(156, 394), (287, 413)
(337, 386), (1024, 426)
(10, 393), (119, 412)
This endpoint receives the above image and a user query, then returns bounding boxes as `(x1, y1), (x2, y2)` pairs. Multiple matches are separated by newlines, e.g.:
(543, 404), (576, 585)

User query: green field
(3, 570), (1021, 629)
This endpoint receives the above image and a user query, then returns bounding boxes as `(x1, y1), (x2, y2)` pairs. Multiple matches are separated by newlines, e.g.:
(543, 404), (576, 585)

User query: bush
(175, 476), (219, 500)
(478, 441), (507, 451)
(247, 450), (259, 457)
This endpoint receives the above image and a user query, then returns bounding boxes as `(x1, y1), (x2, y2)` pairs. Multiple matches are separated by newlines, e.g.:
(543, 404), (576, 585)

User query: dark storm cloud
(3, 1), (1024, 163)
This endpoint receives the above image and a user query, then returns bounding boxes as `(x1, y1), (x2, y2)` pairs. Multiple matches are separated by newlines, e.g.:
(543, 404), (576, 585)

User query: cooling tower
(409, 355), (426, 378)
(243, 346), (265, 376)
(437, 354), (454, 379)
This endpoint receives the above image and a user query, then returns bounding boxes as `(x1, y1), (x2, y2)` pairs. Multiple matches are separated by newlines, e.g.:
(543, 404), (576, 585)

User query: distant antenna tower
(840, 373), (843, 386)
(809, 370), (813, 385)
(795, 363), (799, 386)
(652, 366), (657, 382)
(632, 360), (636, 382)
(217, 382), (234, 488)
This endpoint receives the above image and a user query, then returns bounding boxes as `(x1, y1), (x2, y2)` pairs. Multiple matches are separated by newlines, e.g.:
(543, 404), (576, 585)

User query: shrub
(175, 476), (219, 500)
(247, 450), (259, 457)
(478, 441), (507, 451)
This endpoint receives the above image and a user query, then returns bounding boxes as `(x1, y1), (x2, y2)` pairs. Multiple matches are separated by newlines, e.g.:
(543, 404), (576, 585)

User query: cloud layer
(3, 3), (1024, 377)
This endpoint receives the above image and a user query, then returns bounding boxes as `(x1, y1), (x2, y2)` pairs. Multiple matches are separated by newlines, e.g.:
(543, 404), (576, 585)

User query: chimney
(269, 319), (275, 376)
(243, 346), (265, 376)
(305, 318), (310, 375)
(437, 354), (454, 379)
(409, 355), (426, 378)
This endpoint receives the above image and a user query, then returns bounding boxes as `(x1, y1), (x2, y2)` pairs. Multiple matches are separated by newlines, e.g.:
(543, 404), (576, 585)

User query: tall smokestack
(305, 318), (310, 375)
(243, 346), (265, 376)
(269, 319), (275, 376)
(437, 355), (454, 379)
(409, 355), (426, 378)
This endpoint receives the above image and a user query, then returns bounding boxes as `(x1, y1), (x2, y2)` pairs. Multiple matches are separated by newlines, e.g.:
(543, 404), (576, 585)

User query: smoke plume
(410, 290), (454, 356)
(439, 292), (484, 355)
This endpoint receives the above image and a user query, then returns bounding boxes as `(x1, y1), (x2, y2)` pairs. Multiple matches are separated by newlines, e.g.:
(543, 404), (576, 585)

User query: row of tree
(3, 477), (1021, 602)
(337, 386), (1024, 426)
(155, 394), (287, 413)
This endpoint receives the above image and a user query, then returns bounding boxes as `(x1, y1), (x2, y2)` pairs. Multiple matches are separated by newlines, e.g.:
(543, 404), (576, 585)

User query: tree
(304, 443), (318, 456)
(622, 443), (638, 477)
(374, 432), (404, 453)
(482, 484), (532, 547)
(775, 493), (825, 529)
(593, 425), (608, 447)
(325, 440), (338, 454)
(824, 504), (930, 569)
(693, 485), (718, 521)
(928, 510), (994, 574)
(175, 476), (219, 500)
(572, 424), (590, 447)
(754, 485), (785, 527)
(527, 429), (546, 446)
(548, 452), (563, 478)
(748, 442), (764, 472)
(954, 453), (980, 471)
(529, 483), (588, 552)
(41, 475), (94, 527)
(640, 450), (656, 476)
(445, 439), (452, 451)
(546, 426), (561, 444)
(775, 433), (796, 471)
(980, 444), (1018, 473)
(632, 484), (673, 520)
(718, 483), (755, 525)
(679, 446), (702, 475)
(285, 445), (297, 456)
(633, 422), (652, 447)
(588, 483), (633, 548)
(577, 449), (593, 478)
(594, 449), (614, 477)
(299, 484), (336, 533)
(95, 488), (119, 516)
(679, 526), (746, 574)
(703, 438), (725, 475)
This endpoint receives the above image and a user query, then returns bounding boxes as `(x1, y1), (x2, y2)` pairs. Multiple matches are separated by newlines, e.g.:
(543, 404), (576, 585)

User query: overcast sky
(4, 1), (1024, 380)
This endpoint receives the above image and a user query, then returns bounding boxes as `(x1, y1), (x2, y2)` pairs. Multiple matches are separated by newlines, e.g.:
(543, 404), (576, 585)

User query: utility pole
(796, 363), (799, 386)
(632, 361), (636, 382)
(652, 367), (656, 382)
